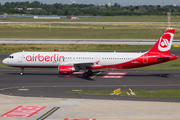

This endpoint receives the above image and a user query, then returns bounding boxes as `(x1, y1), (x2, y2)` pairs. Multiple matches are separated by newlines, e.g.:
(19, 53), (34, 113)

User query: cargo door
(143, 54), (148, 64)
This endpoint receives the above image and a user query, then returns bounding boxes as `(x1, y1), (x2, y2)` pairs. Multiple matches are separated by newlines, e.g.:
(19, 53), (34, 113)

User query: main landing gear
(83, 70), (92, 77)
(20, 67), (24, 75)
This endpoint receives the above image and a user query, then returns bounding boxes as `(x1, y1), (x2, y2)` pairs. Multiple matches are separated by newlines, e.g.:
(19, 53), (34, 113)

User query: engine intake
(58, 65), (75, 75)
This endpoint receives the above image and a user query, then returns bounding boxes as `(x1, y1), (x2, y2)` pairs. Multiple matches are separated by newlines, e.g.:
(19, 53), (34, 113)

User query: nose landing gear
(20, 67), (24, 75)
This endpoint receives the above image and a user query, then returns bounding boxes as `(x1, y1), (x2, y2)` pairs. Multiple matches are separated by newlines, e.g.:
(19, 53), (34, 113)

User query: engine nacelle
(58, 65), (75, 75)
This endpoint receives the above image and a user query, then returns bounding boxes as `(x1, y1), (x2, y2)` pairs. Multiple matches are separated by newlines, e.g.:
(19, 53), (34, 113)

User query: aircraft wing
(59, 62), (94, 67)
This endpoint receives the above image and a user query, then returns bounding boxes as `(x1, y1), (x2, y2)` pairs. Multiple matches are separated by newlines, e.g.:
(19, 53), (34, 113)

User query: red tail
(148, 29), (175, 54)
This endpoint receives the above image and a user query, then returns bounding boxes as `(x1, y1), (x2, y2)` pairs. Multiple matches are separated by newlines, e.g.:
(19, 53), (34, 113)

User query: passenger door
(18, 53), (23, 62)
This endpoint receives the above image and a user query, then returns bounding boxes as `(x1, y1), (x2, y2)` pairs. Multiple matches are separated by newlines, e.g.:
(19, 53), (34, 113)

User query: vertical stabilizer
(148, 28), (175, 54)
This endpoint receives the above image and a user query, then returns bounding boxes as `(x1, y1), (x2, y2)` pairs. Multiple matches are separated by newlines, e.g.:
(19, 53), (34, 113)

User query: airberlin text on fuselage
(26, 54), (65, 62)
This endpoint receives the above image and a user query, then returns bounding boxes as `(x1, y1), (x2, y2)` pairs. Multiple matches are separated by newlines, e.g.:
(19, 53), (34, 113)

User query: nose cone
(2, 58), (8, 65)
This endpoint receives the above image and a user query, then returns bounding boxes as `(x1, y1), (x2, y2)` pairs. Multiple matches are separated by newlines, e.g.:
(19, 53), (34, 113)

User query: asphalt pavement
(0, 68), (180, 102)
(0, 68), (180, 120)
(0, 38), (180, 45)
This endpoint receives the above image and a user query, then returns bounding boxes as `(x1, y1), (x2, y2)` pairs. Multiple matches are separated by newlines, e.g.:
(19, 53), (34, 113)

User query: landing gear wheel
(87, 70), (92, 76)
(20, 67), (24, 76)
(83, 72), (89, 77)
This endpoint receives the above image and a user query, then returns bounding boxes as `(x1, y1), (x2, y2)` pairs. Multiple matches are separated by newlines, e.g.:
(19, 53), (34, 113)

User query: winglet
(148, 28), (175, 54)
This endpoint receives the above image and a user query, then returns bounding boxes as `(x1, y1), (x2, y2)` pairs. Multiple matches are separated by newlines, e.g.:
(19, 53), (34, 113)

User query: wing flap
(59, 62), (94, 67)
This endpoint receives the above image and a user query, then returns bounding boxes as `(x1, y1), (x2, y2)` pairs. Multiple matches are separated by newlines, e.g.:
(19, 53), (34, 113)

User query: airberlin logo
(160, 39), (169, 48)
(158, 33), (174, 52)
(26, 54), (65, 62)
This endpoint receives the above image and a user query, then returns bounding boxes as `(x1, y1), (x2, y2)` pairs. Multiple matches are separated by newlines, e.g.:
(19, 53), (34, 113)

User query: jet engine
(58, 65), (75, 75)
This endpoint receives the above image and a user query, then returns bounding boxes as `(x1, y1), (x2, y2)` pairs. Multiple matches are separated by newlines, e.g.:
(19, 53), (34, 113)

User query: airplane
(2, 28), (178, 77)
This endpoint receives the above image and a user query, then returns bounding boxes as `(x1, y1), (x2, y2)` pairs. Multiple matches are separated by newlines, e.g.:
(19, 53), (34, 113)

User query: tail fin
(148, 28), (175, 54)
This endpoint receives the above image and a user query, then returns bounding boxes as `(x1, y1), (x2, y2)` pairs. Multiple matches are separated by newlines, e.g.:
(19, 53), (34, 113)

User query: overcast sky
(1, 0), (180, 6)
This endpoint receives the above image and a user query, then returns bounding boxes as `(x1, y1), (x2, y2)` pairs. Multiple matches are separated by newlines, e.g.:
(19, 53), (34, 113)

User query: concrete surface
(0, 38), (180, 45)
(0, 94), (180, 120)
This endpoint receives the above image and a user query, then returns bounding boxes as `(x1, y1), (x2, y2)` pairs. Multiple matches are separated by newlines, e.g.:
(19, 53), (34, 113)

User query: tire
(87, 70), (92, 76)
(83, 72), (89, 77)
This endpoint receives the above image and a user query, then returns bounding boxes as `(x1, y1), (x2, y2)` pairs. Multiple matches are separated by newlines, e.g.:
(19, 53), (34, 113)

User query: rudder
(148, 28), (175, 54)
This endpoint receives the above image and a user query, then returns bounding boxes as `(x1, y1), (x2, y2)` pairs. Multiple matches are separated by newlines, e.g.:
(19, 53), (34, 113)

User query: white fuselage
(3, 51), (144, 68)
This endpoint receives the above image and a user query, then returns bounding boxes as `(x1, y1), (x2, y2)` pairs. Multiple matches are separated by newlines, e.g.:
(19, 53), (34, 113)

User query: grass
(0, 22), (179, 39)
(0, 28), (165, 39)
(0, 44), (153, 53)
(0, 43), (179, 53)
(0, 28), (177, 39)
(1, 16), (180, 22)
(68, 90), (180, 98)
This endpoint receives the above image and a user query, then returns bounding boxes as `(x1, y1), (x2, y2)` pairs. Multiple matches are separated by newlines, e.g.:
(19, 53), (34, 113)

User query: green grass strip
(68, 90), (180, 98)
(1, 16), (180, 22)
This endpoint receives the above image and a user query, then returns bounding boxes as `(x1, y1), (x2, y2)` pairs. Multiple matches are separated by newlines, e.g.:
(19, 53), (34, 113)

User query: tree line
(0, 1), (180, 16)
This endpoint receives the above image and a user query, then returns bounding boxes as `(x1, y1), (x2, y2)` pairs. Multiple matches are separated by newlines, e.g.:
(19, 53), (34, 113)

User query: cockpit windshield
(8, 56), (14, 59)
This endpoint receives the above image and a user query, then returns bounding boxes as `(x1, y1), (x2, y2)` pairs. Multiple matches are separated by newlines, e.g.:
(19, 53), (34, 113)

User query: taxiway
(0, 68), (180, 102)
(0, 38), (180, 45)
